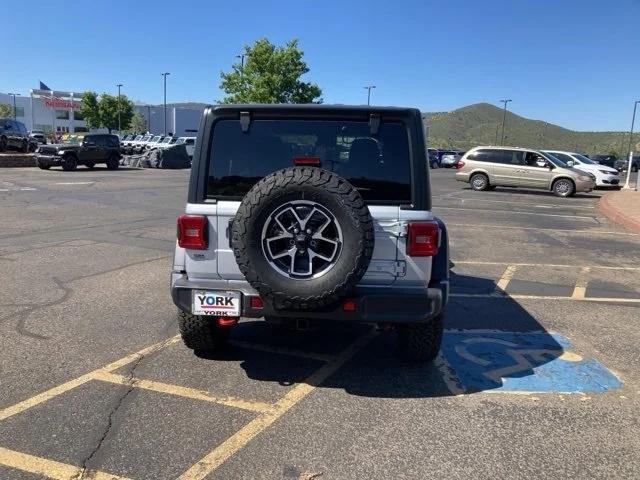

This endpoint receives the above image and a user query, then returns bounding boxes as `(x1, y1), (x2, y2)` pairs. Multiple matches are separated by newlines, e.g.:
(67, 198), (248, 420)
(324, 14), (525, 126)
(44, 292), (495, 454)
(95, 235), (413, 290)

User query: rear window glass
(207, 119), (412, 203)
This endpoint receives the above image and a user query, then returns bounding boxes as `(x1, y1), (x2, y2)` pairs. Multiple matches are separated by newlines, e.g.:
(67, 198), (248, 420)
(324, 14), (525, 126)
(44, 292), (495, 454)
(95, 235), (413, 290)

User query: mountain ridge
(424, 103), (636, 155)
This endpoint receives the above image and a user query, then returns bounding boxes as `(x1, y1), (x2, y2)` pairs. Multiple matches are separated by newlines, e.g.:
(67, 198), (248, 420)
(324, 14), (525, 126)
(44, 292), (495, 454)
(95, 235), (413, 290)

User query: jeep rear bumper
(170, 273), (447, 323)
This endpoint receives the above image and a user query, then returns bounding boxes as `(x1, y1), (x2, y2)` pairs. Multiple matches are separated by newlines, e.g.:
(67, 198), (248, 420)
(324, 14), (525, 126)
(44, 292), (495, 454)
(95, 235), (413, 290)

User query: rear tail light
(406, 221), (439, 257)
(342, 299), (357, 312)
(454, 160), (465, 169)
(177, 214), (208, 249)
(249, 296), (264, 309)
(293, 156), (321, 166)
(216, 316), (238, 327)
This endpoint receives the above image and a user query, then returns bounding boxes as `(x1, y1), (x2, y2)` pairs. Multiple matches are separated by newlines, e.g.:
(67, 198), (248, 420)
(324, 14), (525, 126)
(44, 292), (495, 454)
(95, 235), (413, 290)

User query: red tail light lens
(293, 156), (321, 166)
(406, 221), (439, 257)
(454, 160), (465, 169)
(177, 214), (208, 249)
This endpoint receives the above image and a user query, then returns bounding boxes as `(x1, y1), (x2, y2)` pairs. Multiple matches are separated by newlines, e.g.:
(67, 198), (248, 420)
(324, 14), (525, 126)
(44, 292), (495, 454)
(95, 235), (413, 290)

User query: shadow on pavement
(196, 273), (565, 398)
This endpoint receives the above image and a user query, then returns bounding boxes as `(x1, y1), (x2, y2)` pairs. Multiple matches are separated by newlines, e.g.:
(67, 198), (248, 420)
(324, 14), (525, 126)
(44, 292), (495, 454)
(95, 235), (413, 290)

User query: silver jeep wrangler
(170, 104), (449, 361)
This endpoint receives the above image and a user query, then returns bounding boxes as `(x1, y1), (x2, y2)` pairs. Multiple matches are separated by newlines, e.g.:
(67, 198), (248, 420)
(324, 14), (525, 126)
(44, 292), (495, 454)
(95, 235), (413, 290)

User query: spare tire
(231, 167), (374, 310)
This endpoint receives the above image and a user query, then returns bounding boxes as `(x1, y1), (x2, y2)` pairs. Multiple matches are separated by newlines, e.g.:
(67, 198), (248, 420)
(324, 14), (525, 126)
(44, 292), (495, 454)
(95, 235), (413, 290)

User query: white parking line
(52, 181), (95, 185)
(434, 205), (596, 220)
(18, 187), (36, 191)
(434, 196), (596, 209)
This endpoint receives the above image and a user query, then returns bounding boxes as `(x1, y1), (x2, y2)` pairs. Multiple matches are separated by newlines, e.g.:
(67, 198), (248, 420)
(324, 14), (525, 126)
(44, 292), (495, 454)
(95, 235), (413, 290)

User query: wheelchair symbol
(454, 337), (567, 383)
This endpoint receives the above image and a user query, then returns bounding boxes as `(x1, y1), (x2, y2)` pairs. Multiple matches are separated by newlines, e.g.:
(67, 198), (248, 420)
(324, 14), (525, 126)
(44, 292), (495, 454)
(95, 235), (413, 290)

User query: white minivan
(543, 150), (620, 188)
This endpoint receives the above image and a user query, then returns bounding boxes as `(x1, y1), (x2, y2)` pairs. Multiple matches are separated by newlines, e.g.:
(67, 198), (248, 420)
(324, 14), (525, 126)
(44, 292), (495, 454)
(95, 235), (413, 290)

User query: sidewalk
(0, 153), (36, 168)
(599, 189), (640, 232)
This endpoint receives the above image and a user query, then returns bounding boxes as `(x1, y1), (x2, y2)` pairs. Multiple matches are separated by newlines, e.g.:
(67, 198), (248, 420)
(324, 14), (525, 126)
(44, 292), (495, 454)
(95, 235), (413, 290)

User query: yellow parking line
(450, 293), (640, 303)
(0, 446), (131, 480)
(571, 267), (591, 299)
(94, 371), (274, 414)
(0, 336), (179, 421)
(454, 260), (640, 271)
(495, 264), (518, 291)
(177, 330), (377, 480)
(228, 340), (334, 362)
(0, 373), (96, 422)
(446, 223), (640, 237)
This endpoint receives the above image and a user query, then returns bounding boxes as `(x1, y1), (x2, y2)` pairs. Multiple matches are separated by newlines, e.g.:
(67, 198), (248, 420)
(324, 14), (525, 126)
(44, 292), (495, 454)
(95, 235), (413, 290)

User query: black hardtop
(189, 103), (430, 210)
(208, 103), (421, 119)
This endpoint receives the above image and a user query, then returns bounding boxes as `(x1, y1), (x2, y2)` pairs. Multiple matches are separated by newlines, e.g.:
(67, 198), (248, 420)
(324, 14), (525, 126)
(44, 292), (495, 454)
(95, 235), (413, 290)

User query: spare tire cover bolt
(306, 228), (312, 234)
(294, 228), (299, 234)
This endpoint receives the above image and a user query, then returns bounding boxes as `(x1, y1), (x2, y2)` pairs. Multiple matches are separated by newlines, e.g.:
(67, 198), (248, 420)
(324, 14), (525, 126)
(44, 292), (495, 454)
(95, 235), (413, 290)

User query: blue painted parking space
(441, 330), (622, 393)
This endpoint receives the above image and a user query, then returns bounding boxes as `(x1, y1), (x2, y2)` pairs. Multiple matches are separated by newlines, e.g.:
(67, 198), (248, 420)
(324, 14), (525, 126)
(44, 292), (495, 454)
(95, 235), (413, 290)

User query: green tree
(129, 112), (147, 133)
(0, 103), (14, 117)
(79, 92), (101, 130)
(220, 38), (322, 104)
(79, 92), (135, 133)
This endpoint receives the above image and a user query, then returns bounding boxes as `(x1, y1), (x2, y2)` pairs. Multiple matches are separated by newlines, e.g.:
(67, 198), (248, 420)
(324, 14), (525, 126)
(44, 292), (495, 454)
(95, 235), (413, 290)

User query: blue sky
(2, 0), (639, 131)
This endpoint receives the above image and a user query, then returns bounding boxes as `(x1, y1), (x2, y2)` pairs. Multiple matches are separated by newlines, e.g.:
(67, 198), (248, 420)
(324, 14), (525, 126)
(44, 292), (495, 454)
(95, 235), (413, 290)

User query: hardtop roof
(208, 103), (420, 116)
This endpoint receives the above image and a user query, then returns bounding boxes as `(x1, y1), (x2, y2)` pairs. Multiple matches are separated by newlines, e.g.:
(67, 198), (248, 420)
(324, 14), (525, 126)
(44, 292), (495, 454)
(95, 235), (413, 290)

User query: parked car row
(427, 148), (466, 168)
(119, 134), (196, 158)
(454, 146), (603, 197)
(0, 118), (42, 153)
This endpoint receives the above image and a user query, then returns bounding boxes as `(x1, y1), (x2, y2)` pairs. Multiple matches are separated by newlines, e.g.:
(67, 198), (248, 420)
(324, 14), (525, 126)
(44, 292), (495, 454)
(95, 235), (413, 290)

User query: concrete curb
(599, 191), (640, 233)
(0, 154), (37, 168)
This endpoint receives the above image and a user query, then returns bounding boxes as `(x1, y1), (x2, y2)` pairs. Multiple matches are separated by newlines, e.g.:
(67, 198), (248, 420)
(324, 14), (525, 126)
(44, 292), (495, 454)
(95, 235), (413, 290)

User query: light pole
(541, 122), (548, 147)
(161, 72), (170, 136)
(364, 85), (376, 106)
(495, 124), (499, 144)
(8, 93), (20, 120)
(499, 99), (512, 145)
(236, 54), (245, 70)
(146, 105), (151, 133)
(116, 84), (123, 132)
(623, 100), (639, 190)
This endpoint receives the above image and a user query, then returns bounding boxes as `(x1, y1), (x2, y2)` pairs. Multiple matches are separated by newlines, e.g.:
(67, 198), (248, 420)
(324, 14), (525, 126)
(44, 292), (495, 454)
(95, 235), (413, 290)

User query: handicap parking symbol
(441, 331), (622, 393)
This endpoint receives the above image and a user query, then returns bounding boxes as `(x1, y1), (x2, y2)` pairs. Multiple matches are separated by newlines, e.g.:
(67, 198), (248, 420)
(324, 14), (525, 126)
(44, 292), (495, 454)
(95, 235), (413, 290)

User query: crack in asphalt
(1, 255), (171, 337)
(74, 335), (176, 479)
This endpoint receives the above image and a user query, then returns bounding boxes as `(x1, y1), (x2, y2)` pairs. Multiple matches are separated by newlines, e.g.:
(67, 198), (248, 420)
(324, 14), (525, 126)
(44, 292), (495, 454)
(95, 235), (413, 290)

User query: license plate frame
(192, 290), (241, 316)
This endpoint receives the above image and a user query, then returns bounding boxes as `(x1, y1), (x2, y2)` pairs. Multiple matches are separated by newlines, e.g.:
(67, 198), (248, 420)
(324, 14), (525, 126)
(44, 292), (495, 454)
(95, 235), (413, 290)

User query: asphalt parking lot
(1, 166), (639, 479)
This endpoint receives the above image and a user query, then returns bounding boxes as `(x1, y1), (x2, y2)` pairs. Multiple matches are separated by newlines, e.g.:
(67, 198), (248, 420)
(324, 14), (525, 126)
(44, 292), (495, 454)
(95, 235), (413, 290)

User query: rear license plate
(193, 290), (241, 316)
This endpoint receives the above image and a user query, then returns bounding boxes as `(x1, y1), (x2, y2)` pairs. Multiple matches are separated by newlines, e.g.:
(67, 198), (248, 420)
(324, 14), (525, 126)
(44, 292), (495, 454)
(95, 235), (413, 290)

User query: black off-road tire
(106, 155), (119, 170)
(552, 178), (575, 197)
(470, 173), (489, 191)
(61, 155), (77, 171)
(85, 161), (95, 169)
(36, 159), (51, 170)
(397, 314), (444, 362)
(178, 310), (229, 352)
(0, 136), (7, 152)
(21, 140), (29, 153)
(232, 167), (374, 310)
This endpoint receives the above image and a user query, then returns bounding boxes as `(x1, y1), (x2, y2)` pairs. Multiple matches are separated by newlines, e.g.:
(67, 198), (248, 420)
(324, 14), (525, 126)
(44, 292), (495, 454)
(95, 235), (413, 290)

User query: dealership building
(0, 88), (202, 136)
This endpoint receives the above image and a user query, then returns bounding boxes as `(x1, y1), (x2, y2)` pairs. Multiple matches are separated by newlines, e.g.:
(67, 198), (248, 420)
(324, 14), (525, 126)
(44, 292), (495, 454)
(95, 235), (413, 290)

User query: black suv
(591, 154), (617, 168)
(0, 118), (30, 153)
(36, 134), (121, 171)
(614, 155), (639, 172)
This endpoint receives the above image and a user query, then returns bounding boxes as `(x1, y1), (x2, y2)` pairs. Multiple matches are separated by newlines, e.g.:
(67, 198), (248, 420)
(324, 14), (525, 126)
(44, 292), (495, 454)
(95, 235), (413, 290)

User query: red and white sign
(44, 97), (81, 110)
